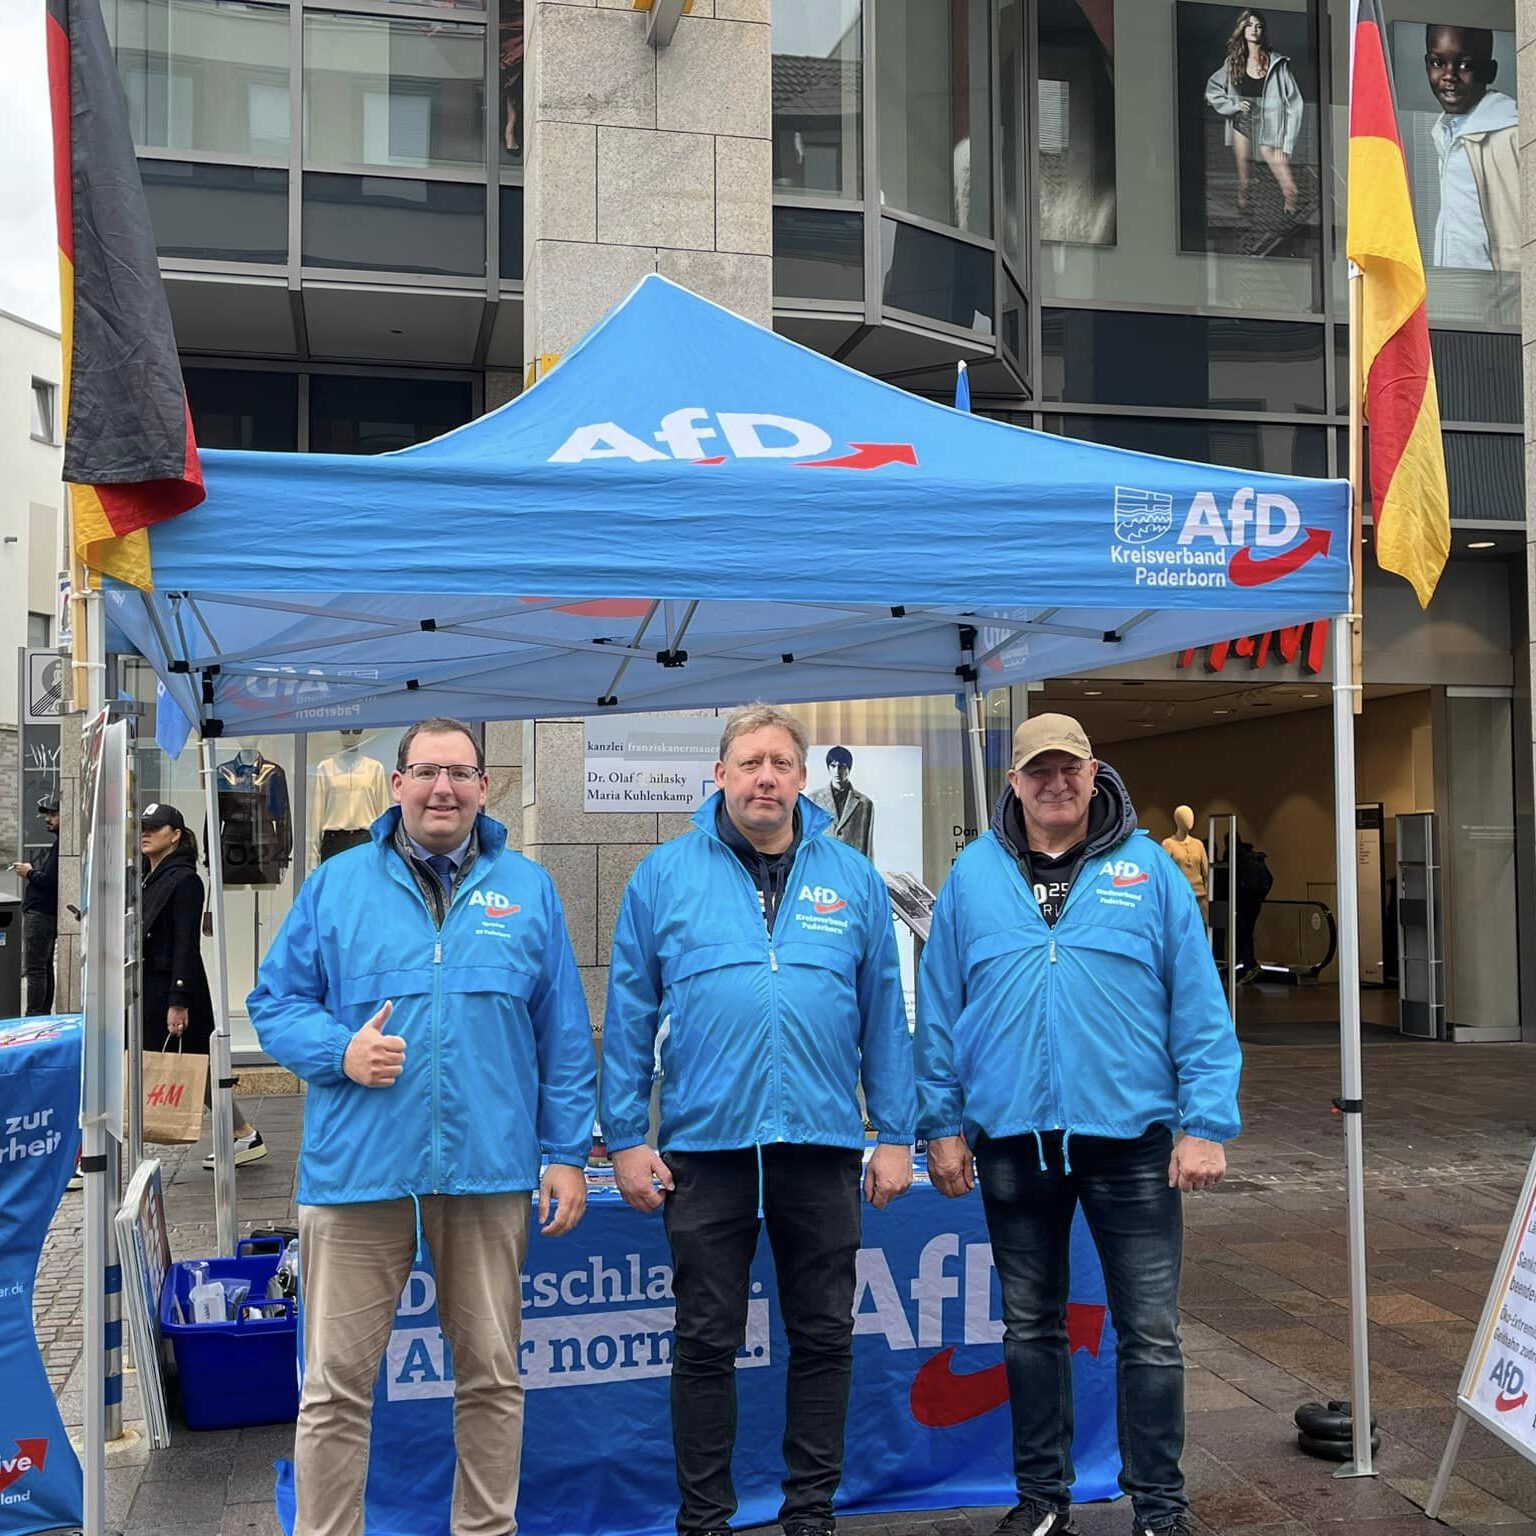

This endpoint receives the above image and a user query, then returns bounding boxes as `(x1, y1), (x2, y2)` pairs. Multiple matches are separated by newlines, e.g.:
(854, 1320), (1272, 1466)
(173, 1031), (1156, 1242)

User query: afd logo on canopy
(548, 409), (916, 471)
(1109, 485), (1332, 592)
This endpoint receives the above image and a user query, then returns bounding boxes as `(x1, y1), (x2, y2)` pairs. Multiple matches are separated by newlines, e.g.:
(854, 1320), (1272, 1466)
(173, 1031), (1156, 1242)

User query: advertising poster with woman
(1175, 4), (1321, 260)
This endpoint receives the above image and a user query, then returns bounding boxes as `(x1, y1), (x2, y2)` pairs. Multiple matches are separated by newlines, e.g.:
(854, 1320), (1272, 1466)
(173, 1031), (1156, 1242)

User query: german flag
(46, 0), (203, 591)
(1347, 0), (1449, 609)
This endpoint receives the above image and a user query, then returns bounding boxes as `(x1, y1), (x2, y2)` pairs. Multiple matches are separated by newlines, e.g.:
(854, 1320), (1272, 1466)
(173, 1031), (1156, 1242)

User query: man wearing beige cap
(915, 714), (1239, 1536)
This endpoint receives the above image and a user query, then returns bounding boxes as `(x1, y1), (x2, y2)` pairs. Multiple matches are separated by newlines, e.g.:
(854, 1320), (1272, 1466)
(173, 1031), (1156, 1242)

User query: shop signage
(582, 715), (720, 814)
(1176, 618), (1329, 676)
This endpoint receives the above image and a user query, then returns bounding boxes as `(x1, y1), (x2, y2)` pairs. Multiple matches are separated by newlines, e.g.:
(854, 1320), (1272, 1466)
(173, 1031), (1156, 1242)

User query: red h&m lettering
(147, 1084), (184, 1107)
(1177, 618), (1328, 676)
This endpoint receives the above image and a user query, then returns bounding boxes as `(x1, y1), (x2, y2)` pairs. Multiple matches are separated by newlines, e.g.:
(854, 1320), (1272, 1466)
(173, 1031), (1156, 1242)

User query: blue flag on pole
(155, 679), (191, 759)
(954, 361), (971, 414)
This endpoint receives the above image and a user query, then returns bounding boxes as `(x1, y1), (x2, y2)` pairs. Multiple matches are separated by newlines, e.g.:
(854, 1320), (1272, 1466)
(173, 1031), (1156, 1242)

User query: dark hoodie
(992, 762), (1138, 926)
(715, 795), (803, 931)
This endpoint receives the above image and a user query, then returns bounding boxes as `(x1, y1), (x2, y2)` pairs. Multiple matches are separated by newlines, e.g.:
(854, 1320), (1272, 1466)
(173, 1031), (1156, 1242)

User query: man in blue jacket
(917, 714), (1240, 1536)
(249, 716), (596, 1536)
(603, 702), (916, 1536)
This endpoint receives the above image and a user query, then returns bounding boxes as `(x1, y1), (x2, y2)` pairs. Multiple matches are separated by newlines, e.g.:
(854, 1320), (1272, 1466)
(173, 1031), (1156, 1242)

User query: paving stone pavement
(32, 1023), (1536, 1536)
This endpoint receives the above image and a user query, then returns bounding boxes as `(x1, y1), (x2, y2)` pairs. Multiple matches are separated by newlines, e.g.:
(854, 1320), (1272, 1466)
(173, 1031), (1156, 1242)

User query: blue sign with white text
(276, 1170), (1120, 1535)
(0, 1017), (84, 1536)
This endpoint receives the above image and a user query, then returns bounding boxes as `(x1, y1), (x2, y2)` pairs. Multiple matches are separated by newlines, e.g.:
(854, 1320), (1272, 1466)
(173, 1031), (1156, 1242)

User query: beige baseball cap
(1010, 712), (1094, 771)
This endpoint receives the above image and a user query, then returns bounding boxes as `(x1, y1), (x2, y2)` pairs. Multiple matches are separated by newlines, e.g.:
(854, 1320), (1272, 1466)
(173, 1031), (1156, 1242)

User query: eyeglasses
(402, 763), (482, 784)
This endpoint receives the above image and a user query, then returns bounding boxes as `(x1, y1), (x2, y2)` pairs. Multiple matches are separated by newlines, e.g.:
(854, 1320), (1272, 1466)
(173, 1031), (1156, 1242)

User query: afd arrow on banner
(0, 1016), (84, 1536)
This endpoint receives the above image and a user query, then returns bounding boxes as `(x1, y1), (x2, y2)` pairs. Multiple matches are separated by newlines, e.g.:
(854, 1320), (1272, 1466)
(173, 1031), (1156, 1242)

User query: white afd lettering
(1177, 488), (1301, 548)
(548, 411), (833, 464)
(548, 422), (667, 464)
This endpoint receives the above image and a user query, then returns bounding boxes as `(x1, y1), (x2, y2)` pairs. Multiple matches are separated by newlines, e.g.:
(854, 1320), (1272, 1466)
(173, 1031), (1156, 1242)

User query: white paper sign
(583, 715), (720, 814)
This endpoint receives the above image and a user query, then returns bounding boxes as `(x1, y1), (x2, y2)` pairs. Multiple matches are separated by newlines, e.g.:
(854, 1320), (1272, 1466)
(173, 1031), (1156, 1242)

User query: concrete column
(518, 1), (772, 1039)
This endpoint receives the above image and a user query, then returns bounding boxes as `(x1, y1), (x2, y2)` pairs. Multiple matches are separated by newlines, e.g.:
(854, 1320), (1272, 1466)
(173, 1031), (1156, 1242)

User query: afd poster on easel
(1429, 1144), (1536, 1516)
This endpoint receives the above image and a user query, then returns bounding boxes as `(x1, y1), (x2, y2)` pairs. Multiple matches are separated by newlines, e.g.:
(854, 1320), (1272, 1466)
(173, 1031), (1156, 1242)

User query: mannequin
(212, 747), (292, 885)
(1161, 804), (1210, 921)
(313, 729), (390, 863)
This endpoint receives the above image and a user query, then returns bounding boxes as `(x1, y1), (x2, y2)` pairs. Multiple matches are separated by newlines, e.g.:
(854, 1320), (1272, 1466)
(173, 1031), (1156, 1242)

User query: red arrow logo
(517, 596), (652, 619)
(1228, 528), (1332, 588)
(796, 443), (918, 471)
(909, 1304), (1108, 1428)
(0, 1438), (48, 1493)
(1495, 1390), (1529, 1413)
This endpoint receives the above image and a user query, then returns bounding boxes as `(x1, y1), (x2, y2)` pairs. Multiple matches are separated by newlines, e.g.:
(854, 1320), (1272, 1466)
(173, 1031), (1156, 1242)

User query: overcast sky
(1, 0), (63, 332)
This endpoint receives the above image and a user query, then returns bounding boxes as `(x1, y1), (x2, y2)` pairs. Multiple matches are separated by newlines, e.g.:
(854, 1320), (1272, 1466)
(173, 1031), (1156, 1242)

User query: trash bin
(0, 895), (23, 1019)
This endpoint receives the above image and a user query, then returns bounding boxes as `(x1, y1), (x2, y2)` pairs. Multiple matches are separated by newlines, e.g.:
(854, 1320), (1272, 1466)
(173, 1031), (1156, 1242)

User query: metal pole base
(1332, 1461), (1378, 1480)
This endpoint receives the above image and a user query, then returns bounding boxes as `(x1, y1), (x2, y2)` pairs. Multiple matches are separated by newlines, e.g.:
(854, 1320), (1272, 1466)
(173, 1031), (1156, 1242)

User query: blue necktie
(426, 854), (455, 893)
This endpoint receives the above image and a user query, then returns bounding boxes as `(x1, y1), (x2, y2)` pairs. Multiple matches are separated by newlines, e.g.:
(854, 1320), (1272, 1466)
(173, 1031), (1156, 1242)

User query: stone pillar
(519, 1), (772, 1039)
(523, 0), (773, 371)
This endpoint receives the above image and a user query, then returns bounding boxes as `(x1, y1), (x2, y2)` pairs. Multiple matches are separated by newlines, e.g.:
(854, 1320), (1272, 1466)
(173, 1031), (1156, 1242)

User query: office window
(309, 375), (474, 455)
(108, 0), (290, 158)
(304, 174), (486, 277)
(30, 380), (58, 444)
(183, 368), (298, 451)
(881, 217), (993, 334)
(773, 206), (864, 302)
(772, 0), (862, 198)
(139, 160), (288, 263)
(876, 0), (992, 237)
(304, 12), (485, 172)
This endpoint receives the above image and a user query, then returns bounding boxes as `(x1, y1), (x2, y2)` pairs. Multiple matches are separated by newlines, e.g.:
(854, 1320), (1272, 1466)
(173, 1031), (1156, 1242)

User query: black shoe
(782, 1522), (835, 1536)
(1135, 1520), (1194, 1536)
(995, 1505), (1076, 1536)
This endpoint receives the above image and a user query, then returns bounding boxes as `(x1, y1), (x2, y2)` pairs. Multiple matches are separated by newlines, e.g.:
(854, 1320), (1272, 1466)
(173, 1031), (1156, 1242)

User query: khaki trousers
(295, 1193), (531, 1536)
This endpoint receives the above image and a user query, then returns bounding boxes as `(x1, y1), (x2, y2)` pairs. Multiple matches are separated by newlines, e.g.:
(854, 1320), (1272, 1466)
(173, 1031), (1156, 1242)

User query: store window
(139, 160), (288, 264)
(303, 174), (486, 277)
(1329, 4), (1520, 330)
(1043, 310), (1327, 414)
(773, 0), (862, 198)
(308, 374), (474, 454)
(499, 0), (524, 166)
(107, 0), (290, 158)
(875, 0), (992, 238)
(1335, 329), (1522, 424)
(1039, 0), (1322, 315)
(303, 12), (485, 172)
(184, 367), (299, 451)
(308, 728), (405, 868)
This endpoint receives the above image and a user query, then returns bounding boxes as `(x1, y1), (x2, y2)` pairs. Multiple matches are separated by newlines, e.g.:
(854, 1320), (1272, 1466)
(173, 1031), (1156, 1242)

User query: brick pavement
(32, 1024), (1536, 1536)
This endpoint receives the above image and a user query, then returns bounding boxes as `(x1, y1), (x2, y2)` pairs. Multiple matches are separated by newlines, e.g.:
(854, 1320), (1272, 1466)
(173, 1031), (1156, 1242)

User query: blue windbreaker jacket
(916, 772), (1240, 1150)
(601, 795), (916, 1154)
(248, 809), (596, 1205)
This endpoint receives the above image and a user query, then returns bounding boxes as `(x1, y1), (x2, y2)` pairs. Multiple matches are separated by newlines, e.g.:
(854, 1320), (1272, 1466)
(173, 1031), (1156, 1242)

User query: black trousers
(23, 912), (57, 1016)
(663, 1144), (862, 1535)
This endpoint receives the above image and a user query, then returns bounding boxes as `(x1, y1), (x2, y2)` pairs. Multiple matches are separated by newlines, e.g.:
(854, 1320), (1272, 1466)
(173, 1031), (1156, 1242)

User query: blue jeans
(976, 1125), (1186, 1529)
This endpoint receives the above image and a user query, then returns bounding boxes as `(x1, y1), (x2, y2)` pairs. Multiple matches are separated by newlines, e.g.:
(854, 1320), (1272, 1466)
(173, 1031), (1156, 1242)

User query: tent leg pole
(964, 678), (988, 840)
(201, 736), (238, 1256)
(1330, 613), (1375, 1478)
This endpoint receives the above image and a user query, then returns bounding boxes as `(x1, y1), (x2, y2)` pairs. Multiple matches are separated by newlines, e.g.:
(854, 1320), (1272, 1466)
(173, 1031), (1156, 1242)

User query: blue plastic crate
(159, 1235), (299, 1429)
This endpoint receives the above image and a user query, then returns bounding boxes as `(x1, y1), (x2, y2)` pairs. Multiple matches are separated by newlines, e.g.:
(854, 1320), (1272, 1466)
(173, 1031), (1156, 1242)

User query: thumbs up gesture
(343, 1000), (406, 1087)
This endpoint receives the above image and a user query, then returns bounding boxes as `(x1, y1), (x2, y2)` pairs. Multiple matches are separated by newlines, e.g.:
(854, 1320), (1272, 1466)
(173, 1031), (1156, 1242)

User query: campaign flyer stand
(115, 1160), (172, 1449)
(1428, 1144), (1536, 1516)
(275, 1168), (1121, 1536)
(0, 1016), (85, 1535)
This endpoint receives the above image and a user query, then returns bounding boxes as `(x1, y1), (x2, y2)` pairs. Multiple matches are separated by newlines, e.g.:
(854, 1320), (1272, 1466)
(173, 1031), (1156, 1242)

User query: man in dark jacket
(917, 715), (1239, 1536)
(13, 796), (60, 1015)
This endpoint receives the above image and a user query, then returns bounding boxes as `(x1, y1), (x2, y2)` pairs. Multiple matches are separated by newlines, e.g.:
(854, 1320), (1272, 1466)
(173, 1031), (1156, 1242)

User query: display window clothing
(213, 750), (293, 885)
(142, 845), (218, 1053)
(1204, 53), (1303, 156)
(313, 746), (390, 863)
(1432, 90), (1520, 272)
(1161, 835), (1209, 900)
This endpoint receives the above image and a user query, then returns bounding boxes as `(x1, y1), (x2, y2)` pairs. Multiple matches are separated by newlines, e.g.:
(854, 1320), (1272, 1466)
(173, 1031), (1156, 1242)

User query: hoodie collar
(1438, 87), (1519, 139)
(691, 790), (831, 845)
(991, 760), (1138, 863)
(371, 805), (508, 862)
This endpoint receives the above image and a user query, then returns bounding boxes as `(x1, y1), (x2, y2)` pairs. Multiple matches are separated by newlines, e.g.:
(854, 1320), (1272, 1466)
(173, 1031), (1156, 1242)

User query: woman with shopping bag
(140, 804), (268, 1164)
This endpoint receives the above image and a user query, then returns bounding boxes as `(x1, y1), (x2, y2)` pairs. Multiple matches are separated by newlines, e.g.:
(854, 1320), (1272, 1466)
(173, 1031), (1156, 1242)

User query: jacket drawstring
(754, 1142), (765, 1220)
(1061, 1129), (1074, 1176)
(410, 1192), (425, 1266)
(1031, 1129), (1047, 1174)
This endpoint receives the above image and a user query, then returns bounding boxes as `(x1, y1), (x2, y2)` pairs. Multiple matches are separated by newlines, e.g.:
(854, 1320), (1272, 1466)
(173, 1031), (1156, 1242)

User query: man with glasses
(250, 715), (596, 1536)
(916, 714), (1240, 1536)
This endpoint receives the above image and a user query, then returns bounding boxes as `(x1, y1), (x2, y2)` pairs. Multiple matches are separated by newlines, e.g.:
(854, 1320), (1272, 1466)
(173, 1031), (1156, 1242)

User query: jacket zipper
(431, 937), (443, 1192)
(717, 835), (813, 1144)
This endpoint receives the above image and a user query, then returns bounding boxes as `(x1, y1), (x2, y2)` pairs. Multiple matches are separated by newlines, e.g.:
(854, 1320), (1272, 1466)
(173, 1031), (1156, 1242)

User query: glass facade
(303, 174), (486, 276)
(876, 0), (992, 238)
(772, 0), (862, 197)
(138, 160), (288, 263)
(106, 0), (290, 159)
(303, 12), (485, 172)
